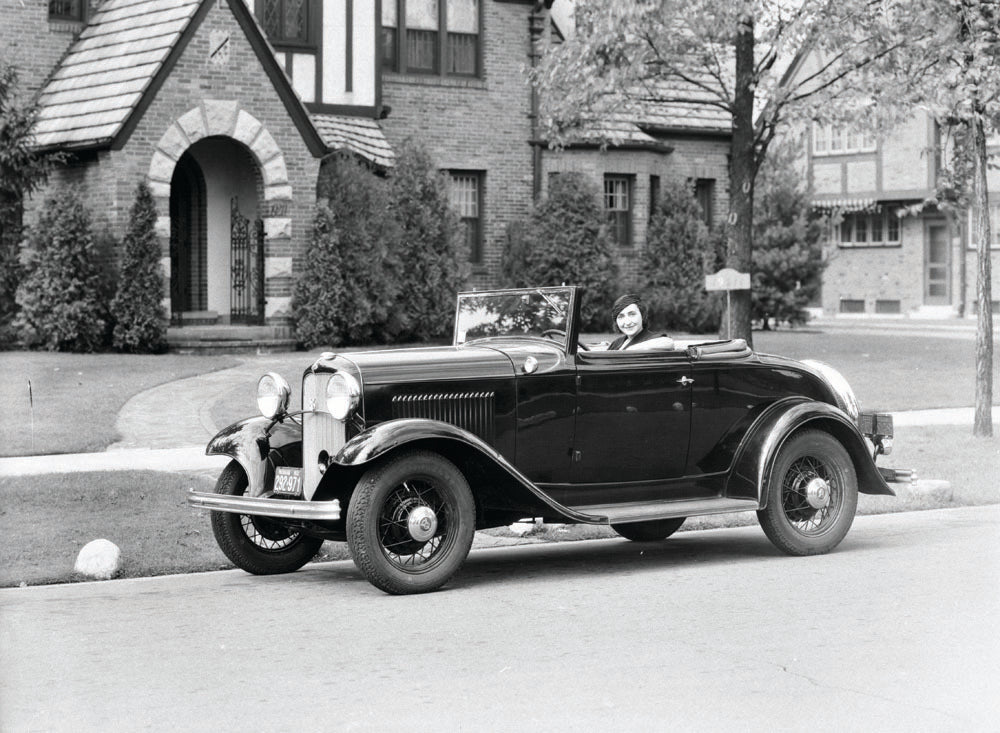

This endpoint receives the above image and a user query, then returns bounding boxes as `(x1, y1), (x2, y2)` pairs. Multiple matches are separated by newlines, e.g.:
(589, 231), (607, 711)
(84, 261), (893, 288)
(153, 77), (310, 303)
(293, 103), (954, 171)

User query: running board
(568, 498), (760, 525)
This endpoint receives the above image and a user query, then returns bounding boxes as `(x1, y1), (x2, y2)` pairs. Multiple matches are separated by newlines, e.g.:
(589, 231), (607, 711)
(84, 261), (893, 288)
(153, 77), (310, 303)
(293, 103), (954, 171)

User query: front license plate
(273, 466), (303, 497)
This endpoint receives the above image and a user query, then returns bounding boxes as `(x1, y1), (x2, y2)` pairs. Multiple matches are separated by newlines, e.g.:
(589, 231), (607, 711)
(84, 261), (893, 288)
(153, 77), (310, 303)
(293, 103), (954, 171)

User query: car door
(565, 349), (693, 505)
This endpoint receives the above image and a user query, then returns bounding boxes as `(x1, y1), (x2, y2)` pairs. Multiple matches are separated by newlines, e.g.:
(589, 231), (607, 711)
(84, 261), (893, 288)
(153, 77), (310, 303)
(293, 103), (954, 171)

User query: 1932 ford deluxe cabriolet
(188, 286), (911, 594)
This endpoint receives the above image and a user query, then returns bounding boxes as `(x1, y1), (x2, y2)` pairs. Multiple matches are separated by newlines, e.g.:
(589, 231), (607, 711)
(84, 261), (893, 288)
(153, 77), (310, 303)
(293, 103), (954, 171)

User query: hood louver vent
(392, 392), (495, 444)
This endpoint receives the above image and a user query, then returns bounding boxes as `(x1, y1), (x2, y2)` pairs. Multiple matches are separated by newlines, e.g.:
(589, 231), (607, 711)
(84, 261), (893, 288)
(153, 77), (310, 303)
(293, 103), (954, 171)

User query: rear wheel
(612, 517), (686, 542)
(210, 461), (323, 574)
(347, 451), (475, 595)
(757, 430), (858, 556)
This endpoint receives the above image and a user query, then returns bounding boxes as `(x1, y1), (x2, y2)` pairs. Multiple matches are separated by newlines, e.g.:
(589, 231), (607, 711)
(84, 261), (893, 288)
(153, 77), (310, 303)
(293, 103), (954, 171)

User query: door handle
(677, 376), (694, 386)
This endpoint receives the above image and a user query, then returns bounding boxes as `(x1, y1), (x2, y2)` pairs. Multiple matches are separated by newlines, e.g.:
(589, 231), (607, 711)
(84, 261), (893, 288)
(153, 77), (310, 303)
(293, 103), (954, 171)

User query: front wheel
(347, 451), (475, 595)
(210, 461), (323, 574)
(757, 430), (858, 556)
(612, 517), (686, 542)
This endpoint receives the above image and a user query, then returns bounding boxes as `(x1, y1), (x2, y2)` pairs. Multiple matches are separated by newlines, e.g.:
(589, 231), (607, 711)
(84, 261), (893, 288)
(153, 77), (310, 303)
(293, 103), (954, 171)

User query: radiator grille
(302, 373), (345, 501)
(391, 392), (495, 444)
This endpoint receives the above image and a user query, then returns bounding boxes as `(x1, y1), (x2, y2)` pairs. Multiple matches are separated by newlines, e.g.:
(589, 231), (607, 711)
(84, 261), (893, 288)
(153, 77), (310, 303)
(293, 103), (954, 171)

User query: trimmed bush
(295, 151), (402, 348)
(752, 150), (825, 329)
(501, 173), (617, 330)
(15, 190), (112, 352)
(388, 140), (468, 341)
(111, 182), (167, 352)
(640, 178), (723, 334)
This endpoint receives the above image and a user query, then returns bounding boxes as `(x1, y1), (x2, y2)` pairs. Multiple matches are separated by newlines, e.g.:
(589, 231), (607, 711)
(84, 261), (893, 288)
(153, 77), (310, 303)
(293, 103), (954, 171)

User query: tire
(347, 450), (475, 595)
(757, 429), (858, 556)
(612, 517), (686, 542)
(210, 460), (323, 574)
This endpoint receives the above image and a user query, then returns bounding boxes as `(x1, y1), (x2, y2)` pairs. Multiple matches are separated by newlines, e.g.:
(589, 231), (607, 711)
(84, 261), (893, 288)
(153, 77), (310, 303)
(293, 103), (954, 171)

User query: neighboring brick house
(808, 112), (1000, 318)
(5, 0), (731, 345)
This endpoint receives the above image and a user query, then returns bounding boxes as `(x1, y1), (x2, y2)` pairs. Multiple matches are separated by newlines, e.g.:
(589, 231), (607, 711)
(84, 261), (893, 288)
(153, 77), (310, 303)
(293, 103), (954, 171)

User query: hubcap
(407, 505), (438, 543)
(804, 477), (831, 509)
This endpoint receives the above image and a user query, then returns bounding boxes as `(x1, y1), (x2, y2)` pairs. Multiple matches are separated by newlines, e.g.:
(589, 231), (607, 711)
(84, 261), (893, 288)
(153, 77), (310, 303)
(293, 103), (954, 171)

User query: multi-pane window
(695, 178), (715, 228)
(813, 123), (877, 156)
(259, 0), (313, 47)
(604, 175), (632, 247)
(649, 175), (660, 222)
(838, 210), (900, 247)
(971, 203), (1000, 249)
(450, 172), (483, 263)
(382, 0), (480, 76)
(48, 0), (83, 20)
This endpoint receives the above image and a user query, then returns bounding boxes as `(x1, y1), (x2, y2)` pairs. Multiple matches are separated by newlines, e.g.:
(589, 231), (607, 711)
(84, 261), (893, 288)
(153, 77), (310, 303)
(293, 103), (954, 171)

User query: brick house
(808, 112), (1000, 318)
(5, 0), (731, 345)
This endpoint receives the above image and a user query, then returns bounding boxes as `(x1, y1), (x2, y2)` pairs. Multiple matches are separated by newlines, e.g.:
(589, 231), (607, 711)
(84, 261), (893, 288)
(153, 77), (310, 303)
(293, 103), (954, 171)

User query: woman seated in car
(608, 294), (675, 351)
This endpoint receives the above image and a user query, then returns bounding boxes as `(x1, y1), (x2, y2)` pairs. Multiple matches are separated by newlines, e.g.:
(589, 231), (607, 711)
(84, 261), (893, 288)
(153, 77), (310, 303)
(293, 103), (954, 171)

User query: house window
(875, 299), (901, 314)
(695, 178), (715, 228)
(450, 172), (483, 264)
(604, 175), (632, 247)
(649, 175), (660, 222)
(839, 299), (866, 314)
(382, 0), (480, 76)
(48, 0), (83, 20)
(258, 0), (314, 48)
(813, 123), (877, 156)
(971, 203), (1000, 249)
(838, 210), (901, 248)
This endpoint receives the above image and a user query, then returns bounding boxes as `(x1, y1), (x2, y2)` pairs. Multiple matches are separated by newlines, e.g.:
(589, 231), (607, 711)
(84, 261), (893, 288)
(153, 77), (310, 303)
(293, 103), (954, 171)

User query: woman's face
(616, 303), (643, 337)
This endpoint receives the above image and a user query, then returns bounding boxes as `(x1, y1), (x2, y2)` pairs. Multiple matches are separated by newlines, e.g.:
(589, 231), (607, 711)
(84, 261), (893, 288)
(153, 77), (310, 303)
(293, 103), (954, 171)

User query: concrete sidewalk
(1, 405), (996, 477)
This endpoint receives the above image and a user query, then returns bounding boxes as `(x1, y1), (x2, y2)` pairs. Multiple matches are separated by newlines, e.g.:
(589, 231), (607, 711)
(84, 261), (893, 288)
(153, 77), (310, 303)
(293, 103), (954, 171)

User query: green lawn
(0, 351), (240, 456)
(1, 422), (995, 588)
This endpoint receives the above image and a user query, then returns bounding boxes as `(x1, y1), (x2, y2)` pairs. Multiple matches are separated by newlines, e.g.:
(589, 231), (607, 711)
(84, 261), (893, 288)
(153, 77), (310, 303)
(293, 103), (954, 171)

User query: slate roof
(33, 0), (201, 149)
(312, 114), (396, 168)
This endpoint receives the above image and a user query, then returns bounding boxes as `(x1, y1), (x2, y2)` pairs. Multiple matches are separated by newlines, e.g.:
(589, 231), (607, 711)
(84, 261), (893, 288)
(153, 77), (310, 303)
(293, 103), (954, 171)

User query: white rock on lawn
(74, 539), (122, 580)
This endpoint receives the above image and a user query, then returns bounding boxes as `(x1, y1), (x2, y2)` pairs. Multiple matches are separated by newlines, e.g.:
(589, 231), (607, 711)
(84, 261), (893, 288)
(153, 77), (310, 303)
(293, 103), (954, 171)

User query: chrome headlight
(325, 372), (361, 420)
(256, 372), (291, 418)
(801, 359), (860, 421)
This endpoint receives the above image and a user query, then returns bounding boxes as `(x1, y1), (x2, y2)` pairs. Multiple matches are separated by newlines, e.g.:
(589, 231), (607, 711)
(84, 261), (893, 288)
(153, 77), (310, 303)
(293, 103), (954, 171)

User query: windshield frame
(452, 286), (582, 353)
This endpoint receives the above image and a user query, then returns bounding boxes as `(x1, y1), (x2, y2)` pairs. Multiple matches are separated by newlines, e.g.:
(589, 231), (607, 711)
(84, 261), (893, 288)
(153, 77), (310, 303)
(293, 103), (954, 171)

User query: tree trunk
(725, 11), (755, 347)
(971, 116), (994, 438)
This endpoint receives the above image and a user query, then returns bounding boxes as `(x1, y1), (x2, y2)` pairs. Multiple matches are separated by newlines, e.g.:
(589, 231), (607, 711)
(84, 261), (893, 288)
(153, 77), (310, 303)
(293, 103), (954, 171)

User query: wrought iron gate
(230, 197), (265, 325)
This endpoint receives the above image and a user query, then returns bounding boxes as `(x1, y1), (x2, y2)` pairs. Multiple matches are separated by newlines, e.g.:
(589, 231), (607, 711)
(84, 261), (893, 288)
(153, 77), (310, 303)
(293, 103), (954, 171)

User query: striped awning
(810, 198), (879, 212)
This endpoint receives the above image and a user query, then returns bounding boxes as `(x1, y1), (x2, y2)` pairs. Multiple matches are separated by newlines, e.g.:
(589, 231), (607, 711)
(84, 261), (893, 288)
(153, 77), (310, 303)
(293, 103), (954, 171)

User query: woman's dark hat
(611, 294), (647, 330)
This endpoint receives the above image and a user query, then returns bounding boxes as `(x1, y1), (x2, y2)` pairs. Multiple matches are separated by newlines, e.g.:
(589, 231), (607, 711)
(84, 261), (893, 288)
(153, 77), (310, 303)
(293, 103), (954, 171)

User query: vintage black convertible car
(188, 286), (910, 594)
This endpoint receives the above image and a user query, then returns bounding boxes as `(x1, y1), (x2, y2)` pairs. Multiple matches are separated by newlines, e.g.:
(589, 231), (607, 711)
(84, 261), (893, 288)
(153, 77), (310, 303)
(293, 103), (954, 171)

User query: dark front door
(567, 351), (692, 505)
(230, 197), (265, 325)
(169, 153), (206, 321)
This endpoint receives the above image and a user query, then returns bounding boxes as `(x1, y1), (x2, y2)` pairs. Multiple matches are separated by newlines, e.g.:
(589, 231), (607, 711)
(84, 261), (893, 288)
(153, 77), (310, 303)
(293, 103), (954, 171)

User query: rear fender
(329, 418), (595, 523)
(206, 417), (303, 497)
(727, 398), (893, 507)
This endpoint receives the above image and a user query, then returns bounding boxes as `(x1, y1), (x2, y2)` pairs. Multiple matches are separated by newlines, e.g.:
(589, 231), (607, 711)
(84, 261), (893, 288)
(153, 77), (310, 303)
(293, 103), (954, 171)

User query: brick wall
(0, 0), (81, 95)
(379, 1), (536, 288)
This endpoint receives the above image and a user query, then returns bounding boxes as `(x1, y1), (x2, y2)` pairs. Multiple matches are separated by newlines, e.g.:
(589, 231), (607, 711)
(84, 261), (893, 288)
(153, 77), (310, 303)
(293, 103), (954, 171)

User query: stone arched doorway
(169, 151), (207, 322)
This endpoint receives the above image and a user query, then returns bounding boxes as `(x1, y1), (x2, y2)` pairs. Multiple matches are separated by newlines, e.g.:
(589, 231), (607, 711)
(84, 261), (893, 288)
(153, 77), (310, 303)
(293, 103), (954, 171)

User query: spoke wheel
(612, 517), (686, 542)
(348, 451), (475, 595)
(757, 430), (858, 556)
(210, 461), (323, 574)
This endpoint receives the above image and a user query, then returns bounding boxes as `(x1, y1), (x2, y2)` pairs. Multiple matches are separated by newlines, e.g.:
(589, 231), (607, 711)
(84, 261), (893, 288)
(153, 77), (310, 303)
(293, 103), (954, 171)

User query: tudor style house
(4, 0), (731, 347)
(808, 113), (1000, 318)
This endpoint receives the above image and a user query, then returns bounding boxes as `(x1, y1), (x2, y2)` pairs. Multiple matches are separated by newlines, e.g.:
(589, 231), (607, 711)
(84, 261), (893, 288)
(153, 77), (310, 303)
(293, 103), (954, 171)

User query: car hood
(315, 344), (515, 385)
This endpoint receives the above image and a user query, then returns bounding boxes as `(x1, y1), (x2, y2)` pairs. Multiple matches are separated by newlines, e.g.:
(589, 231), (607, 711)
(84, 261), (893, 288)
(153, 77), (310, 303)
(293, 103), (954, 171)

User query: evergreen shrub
(111, 182), (167, 352)
(15, 190), (112, 351)
(640, 178), (723, 334)
(500, 173), (617, 330)
(387, 140), (468, 341)
(294, 151), (401, 348)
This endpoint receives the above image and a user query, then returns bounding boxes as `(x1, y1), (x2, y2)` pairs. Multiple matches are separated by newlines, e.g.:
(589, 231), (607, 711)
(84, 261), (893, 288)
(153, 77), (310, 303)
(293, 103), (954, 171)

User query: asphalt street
(1, 505), (997, 732)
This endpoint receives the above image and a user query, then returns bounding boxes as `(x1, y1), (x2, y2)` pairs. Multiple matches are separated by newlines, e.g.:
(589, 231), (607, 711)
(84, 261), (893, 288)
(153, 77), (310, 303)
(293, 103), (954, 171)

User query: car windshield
(454, 288), (573, 346)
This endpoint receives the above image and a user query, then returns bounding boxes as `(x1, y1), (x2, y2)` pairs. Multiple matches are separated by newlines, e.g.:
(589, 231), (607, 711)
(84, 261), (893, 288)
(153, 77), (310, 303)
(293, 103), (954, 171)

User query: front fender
(727, 398), (893, 506)
(206, 417), (303, 497)
(331, 418), (598, 523)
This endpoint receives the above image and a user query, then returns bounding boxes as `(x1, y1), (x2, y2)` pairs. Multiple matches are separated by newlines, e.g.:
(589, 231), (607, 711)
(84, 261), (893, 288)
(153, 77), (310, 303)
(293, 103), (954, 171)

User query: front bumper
(187, 490), (342, 521)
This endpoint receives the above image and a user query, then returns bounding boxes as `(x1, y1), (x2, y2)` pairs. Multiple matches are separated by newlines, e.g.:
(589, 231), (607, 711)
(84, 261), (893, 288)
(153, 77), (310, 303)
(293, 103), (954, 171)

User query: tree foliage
(639, 178), (722, 334)
(387, 139), (468, 341)
(111, 182), (167, 353)
(15, 190), (112, 352)
(501, 173), (617, 330)
(532, 1), (910, 344)
(751, 144), (825, 328)
(0, 60), (58, 345)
